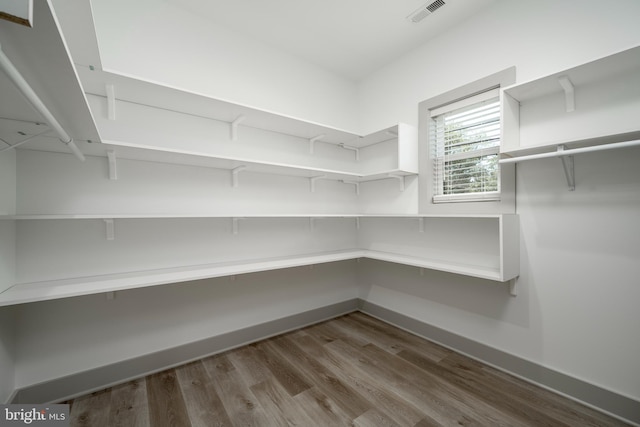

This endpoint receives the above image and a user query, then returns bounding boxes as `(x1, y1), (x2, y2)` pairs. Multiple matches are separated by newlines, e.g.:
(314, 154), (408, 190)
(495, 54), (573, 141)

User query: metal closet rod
(498, 139), (640, 164)
(0, 43), (85, 161)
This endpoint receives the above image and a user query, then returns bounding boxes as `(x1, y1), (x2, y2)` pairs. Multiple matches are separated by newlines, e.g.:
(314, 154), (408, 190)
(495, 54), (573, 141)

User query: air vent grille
(407, 0), (446, 23)
(427, 0), (445, 13)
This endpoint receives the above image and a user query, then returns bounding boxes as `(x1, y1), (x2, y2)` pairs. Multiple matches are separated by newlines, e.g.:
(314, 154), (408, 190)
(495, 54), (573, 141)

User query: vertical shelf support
(230, 115), (246, 141)
(355, 217), (360, 230)
(232, 217), (244, 235)
(309, 175), (326, 193)
(388, 174), (406, 192)
(105, 84), (116, 120)
(341, 180), (360, 195)
(104, 219), (115, 241)
(107, 150), (117, 180)
(557, 145), (575, 191)
(309, 134), (325, 154)
(418, 217), (424, 233)
(508, 278), (518, 296)
(231, 165), (247, 188)
(558, 75), (575, 113)
(340, 144), (360, 161)
(309, 217), (316, 232)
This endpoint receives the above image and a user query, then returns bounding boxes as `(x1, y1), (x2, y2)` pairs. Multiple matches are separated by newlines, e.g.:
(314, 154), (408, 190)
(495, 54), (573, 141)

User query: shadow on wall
(357, 258), (530, 328)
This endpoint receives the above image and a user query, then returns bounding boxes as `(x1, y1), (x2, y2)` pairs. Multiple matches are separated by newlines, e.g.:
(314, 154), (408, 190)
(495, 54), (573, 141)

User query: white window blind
(430, 88), (501, 203)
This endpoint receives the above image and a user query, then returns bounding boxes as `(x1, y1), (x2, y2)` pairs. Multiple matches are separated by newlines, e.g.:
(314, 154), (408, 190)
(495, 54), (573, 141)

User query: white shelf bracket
(309, 134), (325, 154)
(107, 150), (117, 180)
(355, 217), (360, 230)
(340, 144), (360, 161)
(558, 75), (575, 113)
(105, 291), (116, 301)
(230, 115), (246, 141)
(104, 219), (115, 241)
(557, 145), (575, 191)
(341, 180), (360, 195)
(388, 174), (406, 192)
(232, 217), (244, 235)
(508, 278), (518, 296)
(309, 217), (316, 232)
(420, 268), (425, 276)
(418, 217), (425, 233)
(309, 175), (326, 193)
(106, 84), (116, 120)
(231, 165), (247, 188)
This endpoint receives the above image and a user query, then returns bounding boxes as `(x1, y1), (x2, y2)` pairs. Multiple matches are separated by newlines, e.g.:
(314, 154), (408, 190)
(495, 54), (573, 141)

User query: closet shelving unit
(499, 45), (640, 189)
(0, 214), (519, 307)
(70, 67), (419, 190)
(0, 0), (520, 308)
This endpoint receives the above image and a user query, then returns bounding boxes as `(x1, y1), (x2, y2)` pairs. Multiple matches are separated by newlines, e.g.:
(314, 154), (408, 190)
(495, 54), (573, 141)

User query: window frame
(430, 88), (501, 203)
(419, 67), (516, 215)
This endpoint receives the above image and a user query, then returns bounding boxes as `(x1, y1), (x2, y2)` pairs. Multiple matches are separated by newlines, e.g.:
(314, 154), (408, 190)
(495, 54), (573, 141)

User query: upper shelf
(78, 68), (391, 148)
(2, 213), (509, 220)
(501, 45), (640, 156)
(503, 45), (640, 103)
(0, 0), (100, 149)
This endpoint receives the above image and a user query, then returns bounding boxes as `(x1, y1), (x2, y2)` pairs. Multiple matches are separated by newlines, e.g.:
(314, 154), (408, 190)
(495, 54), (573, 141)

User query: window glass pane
(431, 94), (501, 199)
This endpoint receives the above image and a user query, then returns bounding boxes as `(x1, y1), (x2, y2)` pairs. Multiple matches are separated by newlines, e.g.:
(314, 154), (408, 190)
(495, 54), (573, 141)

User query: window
(418, 67), (515, 214)
(430, 88), (501, 203)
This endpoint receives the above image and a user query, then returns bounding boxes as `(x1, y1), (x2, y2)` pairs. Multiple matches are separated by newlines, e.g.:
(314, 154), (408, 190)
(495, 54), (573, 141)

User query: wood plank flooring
(62, 312), (630, 426)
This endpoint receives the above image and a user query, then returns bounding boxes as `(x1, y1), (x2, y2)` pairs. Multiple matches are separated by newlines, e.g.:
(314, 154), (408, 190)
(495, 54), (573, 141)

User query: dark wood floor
(63, 312), (629, 426)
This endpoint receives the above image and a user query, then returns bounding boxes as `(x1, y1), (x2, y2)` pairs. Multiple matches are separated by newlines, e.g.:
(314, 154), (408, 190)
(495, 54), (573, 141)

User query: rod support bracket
(106, 84), (116, 120)
(558, 75), (575, 112)
(230, 115), (246, 141)
(231, 165), (247, 188)
(309, 175), (326, 193)
(232, 217), (245, 234)
(107, 150), (117, 180)
(309, 134), (325, 154)
(104, 219), (115, 241)
(340, 143), (360, 161)
(557, 145), (575, 191)
(341, 180), (360, 195)
(508, 278), (518, 296)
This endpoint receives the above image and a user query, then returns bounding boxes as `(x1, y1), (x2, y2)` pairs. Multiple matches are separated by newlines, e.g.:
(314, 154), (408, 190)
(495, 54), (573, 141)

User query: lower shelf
(0, 250), (514, 307)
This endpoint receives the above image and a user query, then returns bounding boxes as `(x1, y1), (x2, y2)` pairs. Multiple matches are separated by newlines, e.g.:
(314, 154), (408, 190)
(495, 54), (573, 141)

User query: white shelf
(0, 250), (366, 307)
(92, 139), (416, 183)
(0, 0), (100, 150)
(501, 45), (640, 155)
(364, 251), (502, 282)
(2, 213), (509, 220)
(0, 245), (518, 307)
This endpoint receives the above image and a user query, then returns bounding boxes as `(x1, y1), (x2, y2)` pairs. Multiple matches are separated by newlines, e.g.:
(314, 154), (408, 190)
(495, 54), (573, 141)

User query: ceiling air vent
(407, 0), (446, 23)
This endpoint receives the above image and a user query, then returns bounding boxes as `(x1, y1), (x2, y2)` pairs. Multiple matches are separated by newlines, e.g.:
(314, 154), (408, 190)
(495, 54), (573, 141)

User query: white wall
(356, 0), (640, 401)
(0, 306), (16, 403)
(358, 0), (640, 134)
(0, 151), (16, 293)
(90, 0), (360, 133)
(13, 261), (358, 389)
(0, 149), (16, 215)
(16, 149), (360, 217)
